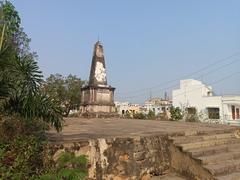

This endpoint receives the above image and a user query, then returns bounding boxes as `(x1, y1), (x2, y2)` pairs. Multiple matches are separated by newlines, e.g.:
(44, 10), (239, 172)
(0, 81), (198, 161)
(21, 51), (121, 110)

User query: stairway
(169, 129), (240, 180)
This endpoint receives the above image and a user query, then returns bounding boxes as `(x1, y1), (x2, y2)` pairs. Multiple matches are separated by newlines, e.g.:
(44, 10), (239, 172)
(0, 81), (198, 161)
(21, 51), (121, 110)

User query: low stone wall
(50, 135), (170, 180)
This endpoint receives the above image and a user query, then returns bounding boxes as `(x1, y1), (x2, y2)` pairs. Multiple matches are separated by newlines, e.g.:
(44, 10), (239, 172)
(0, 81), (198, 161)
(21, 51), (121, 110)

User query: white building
(143, 98), (172, 117)
(115, 101), (140, 117)
(172, 79), (240, 124)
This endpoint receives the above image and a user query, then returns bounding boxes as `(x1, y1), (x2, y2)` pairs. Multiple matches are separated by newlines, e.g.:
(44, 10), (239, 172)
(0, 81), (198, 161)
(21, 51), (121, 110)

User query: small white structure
(115, 101), (140, 117)
(172, 79), (240, 124)
(143, 98), (172, 117)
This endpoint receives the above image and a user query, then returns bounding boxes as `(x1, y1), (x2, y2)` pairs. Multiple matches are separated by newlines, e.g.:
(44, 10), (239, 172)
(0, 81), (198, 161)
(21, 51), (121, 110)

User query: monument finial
(97, 35), (100, 43)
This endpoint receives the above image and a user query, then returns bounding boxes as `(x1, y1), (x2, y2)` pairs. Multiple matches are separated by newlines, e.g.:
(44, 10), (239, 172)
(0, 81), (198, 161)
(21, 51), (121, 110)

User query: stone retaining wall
(50, 135), (170, 180)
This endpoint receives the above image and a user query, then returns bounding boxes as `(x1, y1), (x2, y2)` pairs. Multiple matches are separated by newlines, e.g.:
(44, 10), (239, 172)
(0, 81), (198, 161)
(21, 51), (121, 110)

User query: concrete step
(187, 143), (240, 158)
(184, 128), (239, 137)
(169, 128), (240, 179)
(186, 144), (229, 157)
(204, 159), (240, 176)
(178, 138), (240, 151)
(196, 151), (240, 165)
(172, 133), (235, 145)
(216, 172), (240, 180)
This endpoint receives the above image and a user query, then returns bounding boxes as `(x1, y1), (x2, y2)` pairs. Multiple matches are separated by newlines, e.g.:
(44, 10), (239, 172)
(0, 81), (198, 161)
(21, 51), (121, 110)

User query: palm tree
(0, 1), (62, 131)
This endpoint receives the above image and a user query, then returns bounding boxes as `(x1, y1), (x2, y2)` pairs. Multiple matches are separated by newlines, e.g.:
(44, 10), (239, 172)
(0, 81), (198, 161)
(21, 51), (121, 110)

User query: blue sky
(11, 1), (240, 103)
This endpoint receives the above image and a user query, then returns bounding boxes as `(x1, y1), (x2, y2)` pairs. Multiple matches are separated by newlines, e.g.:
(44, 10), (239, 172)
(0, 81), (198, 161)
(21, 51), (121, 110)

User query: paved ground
(47, 118), (239, 143)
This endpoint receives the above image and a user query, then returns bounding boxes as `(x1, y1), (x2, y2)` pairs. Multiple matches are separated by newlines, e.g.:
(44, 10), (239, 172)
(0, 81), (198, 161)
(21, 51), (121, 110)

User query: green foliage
(170, 107), (183, 121)
(0, 1), (65, 179)
(0, 1), (63, 131)
(0, 117), (47, 179)
(0, 136), (45, 179)
(0, 2), (88, 179)
(0, 117), (88, 179)
(43, 74), (84, 116)
(1, 0), (20, 37)
(39, 152), (88, 180)
(125, 110), (156, 120)
(123, 111), (132, 119)
(185, 114), (200, 122)
(185, 108), (200, 122)
(57, 152), (87, 169)
(133, 112), (146, 119)
(147, 110), (156, 120)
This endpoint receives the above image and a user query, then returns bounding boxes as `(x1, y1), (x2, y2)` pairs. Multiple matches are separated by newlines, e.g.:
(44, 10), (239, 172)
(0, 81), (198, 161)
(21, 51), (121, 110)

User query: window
(236, 108), (239, 119)
(187, 107), (197, 115)
(208, 108), (220, 119)
(232, 106), (235, 120)
(162, 107), (166, 111)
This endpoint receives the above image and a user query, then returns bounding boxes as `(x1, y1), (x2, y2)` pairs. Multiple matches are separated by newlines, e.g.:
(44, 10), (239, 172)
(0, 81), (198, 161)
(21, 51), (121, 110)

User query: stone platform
(47, 118), (240, 179)
(47, 118), (238, 143)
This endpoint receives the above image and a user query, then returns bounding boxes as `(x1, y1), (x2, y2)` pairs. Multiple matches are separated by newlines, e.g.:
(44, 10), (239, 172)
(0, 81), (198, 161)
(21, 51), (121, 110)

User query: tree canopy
(43, 74), (84, 116)
(0, 0), (63, 131)
(0, 2), (88, 179)
(170, 107), (183, 121)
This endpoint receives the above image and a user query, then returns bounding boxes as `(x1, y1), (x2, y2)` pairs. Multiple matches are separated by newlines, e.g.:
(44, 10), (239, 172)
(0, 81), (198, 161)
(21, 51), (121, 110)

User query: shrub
(0, 117), (88, 179)
(124, 111), (132, 119)
(133, 112), (146, 119)
(185, 114), (199, 122)
(147, 110), (156, 120)
(0, 116), (47, 179)
(39, 152), (88, 180)
(170, 107), (183, 121)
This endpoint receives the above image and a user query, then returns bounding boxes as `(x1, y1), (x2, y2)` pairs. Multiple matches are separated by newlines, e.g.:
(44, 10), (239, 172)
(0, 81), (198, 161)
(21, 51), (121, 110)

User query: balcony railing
(223, 115), (240, 126)
(201, 115), (240, 126)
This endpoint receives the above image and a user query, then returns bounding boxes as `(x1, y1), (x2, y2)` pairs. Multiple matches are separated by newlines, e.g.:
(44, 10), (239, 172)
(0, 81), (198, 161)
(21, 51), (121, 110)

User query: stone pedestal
(80, 85), (116, 117)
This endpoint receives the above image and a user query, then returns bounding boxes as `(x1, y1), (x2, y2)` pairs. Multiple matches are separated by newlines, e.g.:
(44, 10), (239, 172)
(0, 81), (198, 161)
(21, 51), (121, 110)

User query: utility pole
(164, 92), (168, 100)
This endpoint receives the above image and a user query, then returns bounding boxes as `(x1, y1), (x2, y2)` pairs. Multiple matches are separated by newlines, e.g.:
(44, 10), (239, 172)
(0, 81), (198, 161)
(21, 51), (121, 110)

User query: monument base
(79, 104), (118, 118)
(80, 111), (119, 118)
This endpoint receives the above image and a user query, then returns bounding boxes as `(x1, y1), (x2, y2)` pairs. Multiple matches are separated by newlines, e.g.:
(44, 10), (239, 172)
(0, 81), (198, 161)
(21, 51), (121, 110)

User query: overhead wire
(116, 57), (240, 100)
(117, 51), (240, 96)
(172, 71), (240, 98)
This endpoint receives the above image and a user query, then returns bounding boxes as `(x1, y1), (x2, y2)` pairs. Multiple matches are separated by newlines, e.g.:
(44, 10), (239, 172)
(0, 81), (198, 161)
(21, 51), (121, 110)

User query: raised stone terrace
(47, 118), (238, 142)
(47, 118), (240, 180)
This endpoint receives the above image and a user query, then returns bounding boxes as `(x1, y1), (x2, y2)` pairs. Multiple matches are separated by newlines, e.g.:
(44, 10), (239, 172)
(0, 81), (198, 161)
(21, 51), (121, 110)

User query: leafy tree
(147, 110), (156, 120)
(0, 1), (62, 131)
(170, 107), (183, 121)
(0, 1), (65, 179)
(43, 74), (84, 116)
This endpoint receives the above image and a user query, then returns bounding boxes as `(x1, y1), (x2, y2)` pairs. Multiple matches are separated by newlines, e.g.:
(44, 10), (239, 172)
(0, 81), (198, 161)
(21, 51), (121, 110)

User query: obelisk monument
(79, 41), (116, 117)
